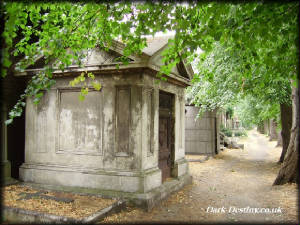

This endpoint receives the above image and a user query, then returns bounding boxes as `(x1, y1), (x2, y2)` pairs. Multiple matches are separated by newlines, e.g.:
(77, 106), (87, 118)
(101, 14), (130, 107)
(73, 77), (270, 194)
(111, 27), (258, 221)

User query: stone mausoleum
(185, 105), (220, 156)
(17, 36), (193, 207)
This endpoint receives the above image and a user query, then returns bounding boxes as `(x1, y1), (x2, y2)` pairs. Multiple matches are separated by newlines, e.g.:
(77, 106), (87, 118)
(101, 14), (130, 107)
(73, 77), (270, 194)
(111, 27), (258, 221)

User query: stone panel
(115, 86), (131, 156)
(57, 89), (102, 155)
(178, 95), (184, 149)
(145, 88), (154, 156)
(35, 92), (49, 153)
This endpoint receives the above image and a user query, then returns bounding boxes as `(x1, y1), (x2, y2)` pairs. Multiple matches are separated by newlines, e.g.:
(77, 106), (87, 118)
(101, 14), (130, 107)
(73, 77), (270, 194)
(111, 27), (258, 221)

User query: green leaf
(35, 92), (44, 99)
(5, 119), (13, 125)
(3, 58), (12, 68)
(87, 72), (95, 79)
(1, 68), (7, 77)
(33, 98), (40, 105)
(81, 87), (88, 95)
(79, 94), (85, 101)
(92, 82), (101, 91)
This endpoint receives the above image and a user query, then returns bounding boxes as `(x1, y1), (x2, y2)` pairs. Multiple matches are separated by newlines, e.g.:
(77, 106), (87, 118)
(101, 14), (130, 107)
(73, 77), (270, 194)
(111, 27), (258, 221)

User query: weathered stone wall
(185, 106), (219, 155)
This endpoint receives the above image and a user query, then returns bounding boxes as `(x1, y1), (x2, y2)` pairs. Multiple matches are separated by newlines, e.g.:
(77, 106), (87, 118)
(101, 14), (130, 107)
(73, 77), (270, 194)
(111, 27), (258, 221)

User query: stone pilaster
(0, 102), (16, 185)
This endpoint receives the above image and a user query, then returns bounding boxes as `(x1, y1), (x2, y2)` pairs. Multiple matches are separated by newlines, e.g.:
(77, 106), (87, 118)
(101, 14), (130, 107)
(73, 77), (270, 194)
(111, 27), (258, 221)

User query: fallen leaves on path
(2, 185), (116, 219)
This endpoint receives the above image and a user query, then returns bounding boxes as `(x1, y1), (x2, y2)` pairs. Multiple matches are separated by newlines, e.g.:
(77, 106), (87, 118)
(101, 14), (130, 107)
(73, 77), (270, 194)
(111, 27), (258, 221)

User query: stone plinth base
(20, 173), (192, 211)
(20, 163), (162, 193)
(19, 159), (191, 210)
(20, 158), (192, 210)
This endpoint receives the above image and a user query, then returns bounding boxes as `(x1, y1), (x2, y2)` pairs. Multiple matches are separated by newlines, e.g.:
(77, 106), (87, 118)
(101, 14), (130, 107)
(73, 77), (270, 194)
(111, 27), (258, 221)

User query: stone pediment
(26, 47), (134, 70)
(21, 36), (194, 83)
(79, 48), (133, 66)
(147, 42), (193, 81)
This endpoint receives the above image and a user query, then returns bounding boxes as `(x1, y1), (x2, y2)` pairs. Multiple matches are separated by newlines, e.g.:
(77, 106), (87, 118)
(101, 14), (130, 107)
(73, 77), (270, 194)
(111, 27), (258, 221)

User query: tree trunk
(269, 119), (277, 141)
(263, 119), (270, 135)
(274, 85), (299, 185)
(257, 121), (264, 133)
(278, 103), (292, 163)
(276, 130), (282, 147)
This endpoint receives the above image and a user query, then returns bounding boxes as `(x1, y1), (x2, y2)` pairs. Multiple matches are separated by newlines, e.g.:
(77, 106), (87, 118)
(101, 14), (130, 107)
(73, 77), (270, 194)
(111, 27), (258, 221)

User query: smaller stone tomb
(185, 105), (220, 155)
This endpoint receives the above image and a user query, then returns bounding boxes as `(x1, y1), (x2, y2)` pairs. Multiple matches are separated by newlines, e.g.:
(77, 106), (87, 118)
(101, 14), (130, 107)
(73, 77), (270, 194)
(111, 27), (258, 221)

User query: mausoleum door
(159, 92), (174, 183)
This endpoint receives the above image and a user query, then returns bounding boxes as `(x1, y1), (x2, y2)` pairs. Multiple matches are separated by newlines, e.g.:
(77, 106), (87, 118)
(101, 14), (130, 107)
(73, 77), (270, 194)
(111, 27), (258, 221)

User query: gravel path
(100, 130), (298, 224)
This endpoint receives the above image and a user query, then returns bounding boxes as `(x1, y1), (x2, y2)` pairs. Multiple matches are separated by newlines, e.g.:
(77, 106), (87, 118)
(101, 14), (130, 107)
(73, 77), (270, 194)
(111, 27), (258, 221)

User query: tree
(1, 2), (298, 184)
(186, 42), (243, 115)
(278, 101), (293, 163)
(1, 2), (176, 123)
(187, 39), (292, 163)
(274, 84), (299, 184)
(186, 3), (298, 180)
(233, 95), (280, 130)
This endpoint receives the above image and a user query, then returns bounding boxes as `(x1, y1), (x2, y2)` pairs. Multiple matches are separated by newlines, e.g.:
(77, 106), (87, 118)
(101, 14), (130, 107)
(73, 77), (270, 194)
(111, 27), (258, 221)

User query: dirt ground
(100, 129), (299, 224)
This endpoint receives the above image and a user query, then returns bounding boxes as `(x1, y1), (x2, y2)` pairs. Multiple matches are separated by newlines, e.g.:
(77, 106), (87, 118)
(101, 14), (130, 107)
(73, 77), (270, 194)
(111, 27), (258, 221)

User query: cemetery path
(100, 130), (298, 224)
